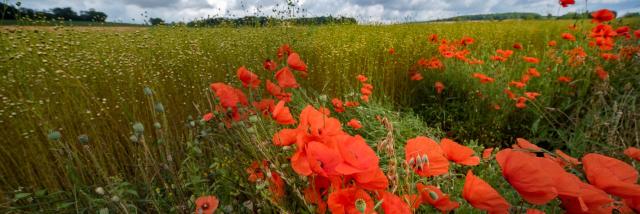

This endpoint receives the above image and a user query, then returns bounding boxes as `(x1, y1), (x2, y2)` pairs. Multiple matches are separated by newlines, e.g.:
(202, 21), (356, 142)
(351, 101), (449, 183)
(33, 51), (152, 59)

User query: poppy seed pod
(48, 130), (61, 141)
(132, 122), (144, 134)
(77, 134), (89, 144)
(129, 135), (138, 143)
(248, 115), (259, 123)
(355, 198), (367, 214)
(154, 103), (164, 113)
(429, 191), (439, 200)
(143, 87), (153, 96)
(94, 187), (105, 195)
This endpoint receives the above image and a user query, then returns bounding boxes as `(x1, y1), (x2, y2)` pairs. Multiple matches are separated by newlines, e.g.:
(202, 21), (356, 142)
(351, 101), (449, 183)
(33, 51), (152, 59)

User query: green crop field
(1, 16), (640, 213)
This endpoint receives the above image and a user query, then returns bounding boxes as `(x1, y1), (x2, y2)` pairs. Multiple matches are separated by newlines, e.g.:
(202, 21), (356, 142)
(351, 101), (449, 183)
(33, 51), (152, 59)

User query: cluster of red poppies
(192, 6), (640, 214)
(409, 8), (640, 111)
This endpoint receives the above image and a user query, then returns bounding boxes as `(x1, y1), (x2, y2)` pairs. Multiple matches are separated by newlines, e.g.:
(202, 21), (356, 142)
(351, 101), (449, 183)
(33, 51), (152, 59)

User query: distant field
(1, 18), (639, 212)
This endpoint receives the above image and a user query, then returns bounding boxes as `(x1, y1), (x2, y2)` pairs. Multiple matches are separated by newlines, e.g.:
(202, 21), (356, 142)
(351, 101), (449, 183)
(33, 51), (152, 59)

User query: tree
(51, 7), (78, 20)
(80, 9), (107, 22)
(149, 17), (164, 26)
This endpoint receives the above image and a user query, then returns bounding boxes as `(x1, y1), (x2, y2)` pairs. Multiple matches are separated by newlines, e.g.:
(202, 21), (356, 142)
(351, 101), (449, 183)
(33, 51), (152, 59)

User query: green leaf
(13, 193), (31, 201)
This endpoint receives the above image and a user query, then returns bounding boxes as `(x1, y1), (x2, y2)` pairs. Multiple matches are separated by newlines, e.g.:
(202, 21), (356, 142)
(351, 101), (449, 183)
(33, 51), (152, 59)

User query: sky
(14, 0), (640, 24)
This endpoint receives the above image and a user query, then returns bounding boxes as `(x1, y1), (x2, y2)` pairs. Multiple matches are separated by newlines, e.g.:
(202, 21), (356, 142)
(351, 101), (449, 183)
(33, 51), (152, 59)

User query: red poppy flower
(582, 153), (640, 199)
(379, 192), (411, 214)
(277, 44), (292, 59)
(388, 48), (396, 55)
(417, 183), (460, 213)
(462, 170), (511, 214)
(562, 32), (576, 41)
(272, 100), (296, 125)
(275, 67), (299, 89)
(210, 83), (248, 108)
(332, 98), (345, 113)
(440, 138), (480, 166)
(535, 157), (583, 200)
(559, 181), (614, 214)
(334, 135), (378, 175)
(246, 160), (266, 182)
(635, 29), (640, 38)
(327, 187), (375, 214)
(287, 52), (308, 73)
(624, 147), (640, 161)
(356, 74), (368, 83)
(434, 81), (445, 94)
(504, 88), (516, 100)
(237, 66), (260, 88)
(558, 76), (572, 83)
(460, 36), (474, 46)
(527, 68), (541, 77)
(472, 73), (495, 83)
(515, 138), (542, 152)
(429, 34), (438, 43)
(548, 40), (557, 47)
(595, 66), (608, 80)
(560, 0), (575, 7)
(601, 53), (619, 61)
(515, 97), (527, 109)
(351, 167), (389, 191)
(482, 147), (494, 160)
(346, 119), (362, 130)
(410, 73), (423, 81)
(272, 128), (298, 146)
(264, 59), (277, 71)
(253, 99), (275, 116)
(345, 101), (360, 108)
(554, 149), (581, 166)
(195, 195), (219, 214)
(202, 112), (214, 122)
(269, 171), (286, 201)
(525, 92), (541, 100)
(496, 49), (514, 58)
(509, 81), (526, 89)
(591, 9), (615, 23)
(405, 136), (449, 177)
(496, 149), (558, 205)
(305, 141), (344, 177)
(304, 177), (329, 214)
(513, 43), (523, 50)
(522, 56), (540, 64)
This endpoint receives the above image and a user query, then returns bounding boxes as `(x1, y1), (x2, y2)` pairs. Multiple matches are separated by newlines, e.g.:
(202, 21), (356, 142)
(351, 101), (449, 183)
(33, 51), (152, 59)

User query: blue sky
(12, 0), (640, 23)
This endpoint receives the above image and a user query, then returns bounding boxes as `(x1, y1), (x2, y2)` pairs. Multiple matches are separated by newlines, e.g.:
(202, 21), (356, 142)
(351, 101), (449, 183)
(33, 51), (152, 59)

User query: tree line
(149, 16), (357, 27)
(1, 3), (107, 22)
(428, 11), (637, 22)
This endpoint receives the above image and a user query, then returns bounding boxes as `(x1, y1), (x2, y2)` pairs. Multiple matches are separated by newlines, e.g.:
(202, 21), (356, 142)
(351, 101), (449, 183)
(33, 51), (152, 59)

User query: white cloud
(11, 0), (639, 24)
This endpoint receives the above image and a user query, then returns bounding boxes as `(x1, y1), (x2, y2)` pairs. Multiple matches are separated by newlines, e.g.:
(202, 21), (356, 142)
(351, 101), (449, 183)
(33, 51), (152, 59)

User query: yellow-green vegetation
(0, 18), (639, 213)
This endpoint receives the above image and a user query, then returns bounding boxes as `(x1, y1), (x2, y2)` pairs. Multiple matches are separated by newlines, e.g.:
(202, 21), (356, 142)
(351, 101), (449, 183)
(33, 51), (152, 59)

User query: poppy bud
(132, 122), (144, 135)
(428, 190), (439, 201)
(246, 127), (256, 134)
(111, 195), (120, 202)
(154, 122), (161, 129)
(408, 157), (415, 166)
(355, 198), (367, 214)
(318, 95), (328, 102)
(249, 115), (259, 123)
